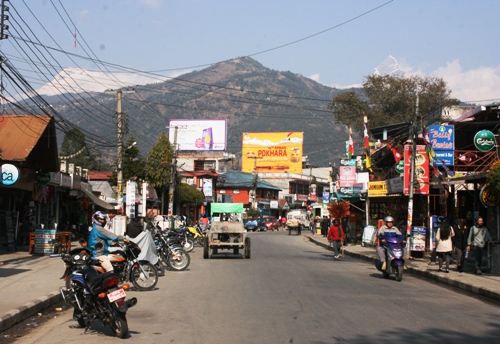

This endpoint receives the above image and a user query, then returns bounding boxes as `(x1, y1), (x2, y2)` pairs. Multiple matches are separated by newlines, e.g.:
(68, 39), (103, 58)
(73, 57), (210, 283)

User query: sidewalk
(0, 250), (64, 332)
(307, 234), (500, 302)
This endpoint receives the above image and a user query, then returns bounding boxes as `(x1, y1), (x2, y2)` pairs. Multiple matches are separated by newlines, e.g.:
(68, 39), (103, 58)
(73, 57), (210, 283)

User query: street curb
(0, 290), (62, 333)
(307, 236), (500, 303)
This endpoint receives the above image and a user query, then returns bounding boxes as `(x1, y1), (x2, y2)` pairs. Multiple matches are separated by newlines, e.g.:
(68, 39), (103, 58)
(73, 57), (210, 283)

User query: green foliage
(123, 135), (146, 181)
(145, 132), (173, 189)
(486, 161), (500, 194)
(246, 207), (261, 218)
(178, 183), (204, 205)
(329, 75), (460, 134)
(60, 128), (108, 170)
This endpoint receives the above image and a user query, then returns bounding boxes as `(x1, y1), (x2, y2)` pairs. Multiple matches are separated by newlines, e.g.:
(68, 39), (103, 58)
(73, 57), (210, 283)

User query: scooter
(375, 237), (405, 282)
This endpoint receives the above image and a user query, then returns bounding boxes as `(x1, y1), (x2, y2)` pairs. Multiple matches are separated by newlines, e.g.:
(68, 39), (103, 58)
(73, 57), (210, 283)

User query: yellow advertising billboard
(241, 132), (303, 173)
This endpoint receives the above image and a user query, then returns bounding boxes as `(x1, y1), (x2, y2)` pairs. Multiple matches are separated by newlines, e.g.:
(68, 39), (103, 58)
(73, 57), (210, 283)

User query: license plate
(107, 288), (126, 303)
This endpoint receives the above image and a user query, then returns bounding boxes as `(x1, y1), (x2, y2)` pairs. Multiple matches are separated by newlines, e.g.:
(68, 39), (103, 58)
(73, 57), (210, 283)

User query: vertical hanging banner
(404, 145), (429, 195)
(126, 181), (136, 218)
(339, 158), (357, 187)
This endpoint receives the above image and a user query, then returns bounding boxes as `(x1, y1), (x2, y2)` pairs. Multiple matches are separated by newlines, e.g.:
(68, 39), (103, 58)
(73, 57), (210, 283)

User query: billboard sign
(241, 132), (303, 173)
(168, 119), (227, 151)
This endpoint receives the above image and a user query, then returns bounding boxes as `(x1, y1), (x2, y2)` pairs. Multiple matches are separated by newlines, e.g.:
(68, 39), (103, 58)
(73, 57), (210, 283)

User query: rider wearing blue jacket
(376, 216), (406, 270)
(88, 211), (127, 272)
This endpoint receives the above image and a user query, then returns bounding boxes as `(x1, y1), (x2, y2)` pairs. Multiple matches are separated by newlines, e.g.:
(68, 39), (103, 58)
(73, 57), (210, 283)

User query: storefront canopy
(210, 203), (244, 215)
(81, 187), (114, 210)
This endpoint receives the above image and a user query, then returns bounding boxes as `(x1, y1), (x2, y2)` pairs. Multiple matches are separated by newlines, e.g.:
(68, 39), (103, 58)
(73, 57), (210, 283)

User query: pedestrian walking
(452, 218), (469, 272)
(436, 219), (455, 273)
(467, 217), (494, 275)
(327, 218), (344, 259)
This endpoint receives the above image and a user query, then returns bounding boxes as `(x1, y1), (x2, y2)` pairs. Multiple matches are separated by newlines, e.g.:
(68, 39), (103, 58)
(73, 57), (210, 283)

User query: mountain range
(38, 56), (403, 167)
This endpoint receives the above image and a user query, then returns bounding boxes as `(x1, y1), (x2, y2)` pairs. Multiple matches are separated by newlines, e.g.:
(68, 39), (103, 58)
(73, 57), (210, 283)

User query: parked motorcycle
(374, 237), (405, 281)
(152, 226), (191, 271)
(173, 225), (195, 252)
(105, 241), (159, 291)
(51, 253), (137, 338)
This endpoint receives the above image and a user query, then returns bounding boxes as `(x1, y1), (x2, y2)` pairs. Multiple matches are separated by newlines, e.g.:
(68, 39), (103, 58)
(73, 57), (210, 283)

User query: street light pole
(168, 126), (179, 216)
(117, 90), (124, 210)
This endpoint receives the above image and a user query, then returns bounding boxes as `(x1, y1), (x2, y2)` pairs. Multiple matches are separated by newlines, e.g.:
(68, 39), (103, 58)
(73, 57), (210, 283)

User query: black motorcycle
(151, 226), (191, 271)
(51, 253), (137, 338)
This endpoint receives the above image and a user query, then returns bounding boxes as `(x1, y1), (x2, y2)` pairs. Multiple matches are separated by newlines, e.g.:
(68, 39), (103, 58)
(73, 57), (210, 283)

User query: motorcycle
(51, 253), (137, 338)
(151, 226), (191, 271)
(374, 237), (405, 281)
(105, 241), (159, 291)
(172, 225), (195, 252)
(189, 223), (208, 247)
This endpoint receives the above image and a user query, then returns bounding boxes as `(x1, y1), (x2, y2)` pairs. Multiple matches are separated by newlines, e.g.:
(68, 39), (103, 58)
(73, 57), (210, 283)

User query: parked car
(244, 218), (259, 232)
(262, 216), (280, 231)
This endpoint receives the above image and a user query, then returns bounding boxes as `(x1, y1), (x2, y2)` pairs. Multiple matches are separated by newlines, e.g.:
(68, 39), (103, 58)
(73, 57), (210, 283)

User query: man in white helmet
(376, 216), (406, 270)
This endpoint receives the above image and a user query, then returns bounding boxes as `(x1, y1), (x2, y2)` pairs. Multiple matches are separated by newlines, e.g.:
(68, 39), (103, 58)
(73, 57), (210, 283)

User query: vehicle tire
(197, 236), (205, 247)
(166, 248), (191, 271)
(203, 237), (209, 259)
(395, 265), (403, 282)
(182, 238), (195, 252)
(76, 315), (88, 328)
(233, 239), (240, 254)
(109, 307), (128, 338)
(244, 237), (251, 259)
(131, 262), (158, 291)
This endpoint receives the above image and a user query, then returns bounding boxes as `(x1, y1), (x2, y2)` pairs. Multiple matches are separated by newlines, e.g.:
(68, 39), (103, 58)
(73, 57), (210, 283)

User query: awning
(81, 188), (114, 210)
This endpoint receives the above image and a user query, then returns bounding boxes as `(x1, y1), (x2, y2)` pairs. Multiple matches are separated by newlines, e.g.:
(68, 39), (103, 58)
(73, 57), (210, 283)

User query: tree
(328, 75), (460, 134)
(145, 132), (173, 214)
(178, 183), (204, 205)
(123, 135), (145, 181)
(60, 128), (106, 170)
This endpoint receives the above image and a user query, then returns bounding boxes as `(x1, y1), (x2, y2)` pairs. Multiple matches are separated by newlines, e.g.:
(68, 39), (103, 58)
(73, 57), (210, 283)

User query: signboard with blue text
(429, 125), (454, 166)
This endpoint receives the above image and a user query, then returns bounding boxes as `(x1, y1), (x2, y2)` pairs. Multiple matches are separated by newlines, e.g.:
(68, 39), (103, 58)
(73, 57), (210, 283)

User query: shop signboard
(0, 164), (20, 186)
(429, 125), (454, 166)
(368, 181), (387, 196)
(168, 119), (227, 151)
(241, 132), (303, 173)
(339, 166), (357, 187)
(126, 181), (136, 218)
(410, 226), (426, 251)
(387, 177), (404, 194)
(474, 130), (496, 151)
(34, 228), (56, 255)
(403, 145), (429, 195)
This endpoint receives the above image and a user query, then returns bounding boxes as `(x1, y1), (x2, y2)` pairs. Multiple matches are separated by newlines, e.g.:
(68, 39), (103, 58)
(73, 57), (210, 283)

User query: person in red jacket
(327, 218), (345, 259)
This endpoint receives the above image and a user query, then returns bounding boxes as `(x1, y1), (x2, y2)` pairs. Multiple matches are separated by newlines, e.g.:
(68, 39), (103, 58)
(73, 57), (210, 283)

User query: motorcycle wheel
(166, 248), (190, 271)
(395, 265), (403, 282)
(109, 307), (128, 338)
(131, 262), (158, 291)
(155, 261), (165, 276)
(182, 238), (195, 252)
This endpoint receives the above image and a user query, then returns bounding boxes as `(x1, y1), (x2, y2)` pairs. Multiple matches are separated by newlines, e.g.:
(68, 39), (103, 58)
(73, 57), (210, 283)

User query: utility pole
(108, 88), (134, 213)
(406, 93), (419, 258)
(117, 89), (124, 211)
(247, 155), (262, 209)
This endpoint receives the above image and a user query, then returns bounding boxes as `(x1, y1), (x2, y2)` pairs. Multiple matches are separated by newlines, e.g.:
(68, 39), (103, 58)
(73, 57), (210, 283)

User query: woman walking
(327, 218), (345, 259)
(436, 219), (455, 273)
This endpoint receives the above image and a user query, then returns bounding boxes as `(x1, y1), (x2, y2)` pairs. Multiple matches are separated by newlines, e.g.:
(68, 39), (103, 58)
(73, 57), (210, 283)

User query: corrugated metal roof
(0, 115), (51, 161)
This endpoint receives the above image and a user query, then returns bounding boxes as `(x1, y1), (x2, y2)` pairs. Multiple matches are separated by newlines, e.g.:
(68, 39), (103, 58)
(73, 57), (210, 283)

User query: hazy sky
(3, 0), (500, 104)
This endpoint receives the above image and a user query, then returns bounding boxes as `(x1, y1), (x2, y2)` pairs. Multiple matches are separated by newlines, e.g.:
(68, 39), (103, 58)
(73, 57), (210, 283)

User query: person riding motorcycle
(88, 211), (128, 272)
(376, 216), (406, 270)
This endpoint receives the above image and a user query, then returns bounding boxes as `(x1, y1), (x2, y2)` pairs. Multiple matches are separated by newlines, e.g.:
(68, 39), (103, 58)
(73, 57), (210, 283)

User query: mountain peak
(373, 55), (404, 77)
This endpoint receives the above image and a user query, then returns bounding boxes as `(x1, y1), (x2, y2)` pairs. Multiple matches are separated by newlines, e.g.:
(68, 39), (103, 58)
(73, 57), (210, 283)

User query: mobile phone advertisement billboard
(168, 119), (227, 151)
(241, 132), (303, 173)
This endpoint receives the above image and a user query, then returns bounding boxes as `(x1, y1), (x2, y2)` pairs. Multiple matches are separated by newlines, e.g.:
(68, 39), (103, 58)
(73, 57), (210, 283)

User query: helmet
(93, 211), (107, 225)
(384, 216), (394, 223)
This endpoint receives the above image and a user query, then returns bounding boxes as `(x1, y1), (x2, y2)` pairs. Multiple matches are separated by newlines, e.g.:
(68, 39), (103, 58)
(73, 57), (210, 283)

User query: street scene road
(9, 232), (500, 344)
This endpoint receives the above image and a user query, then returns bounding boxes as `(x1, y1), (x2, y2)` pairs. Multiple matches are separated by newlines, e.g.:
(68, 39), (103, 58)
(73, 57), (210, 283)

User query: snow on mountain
(36, 67), (190, 96)
(373, 55), (404, 77)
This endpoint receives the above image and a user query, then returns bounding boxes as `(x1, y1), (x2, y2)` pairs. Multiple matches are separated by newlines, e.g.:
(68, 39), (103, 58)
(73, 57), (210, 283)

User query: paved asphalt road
(10, 231), (500, 344)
